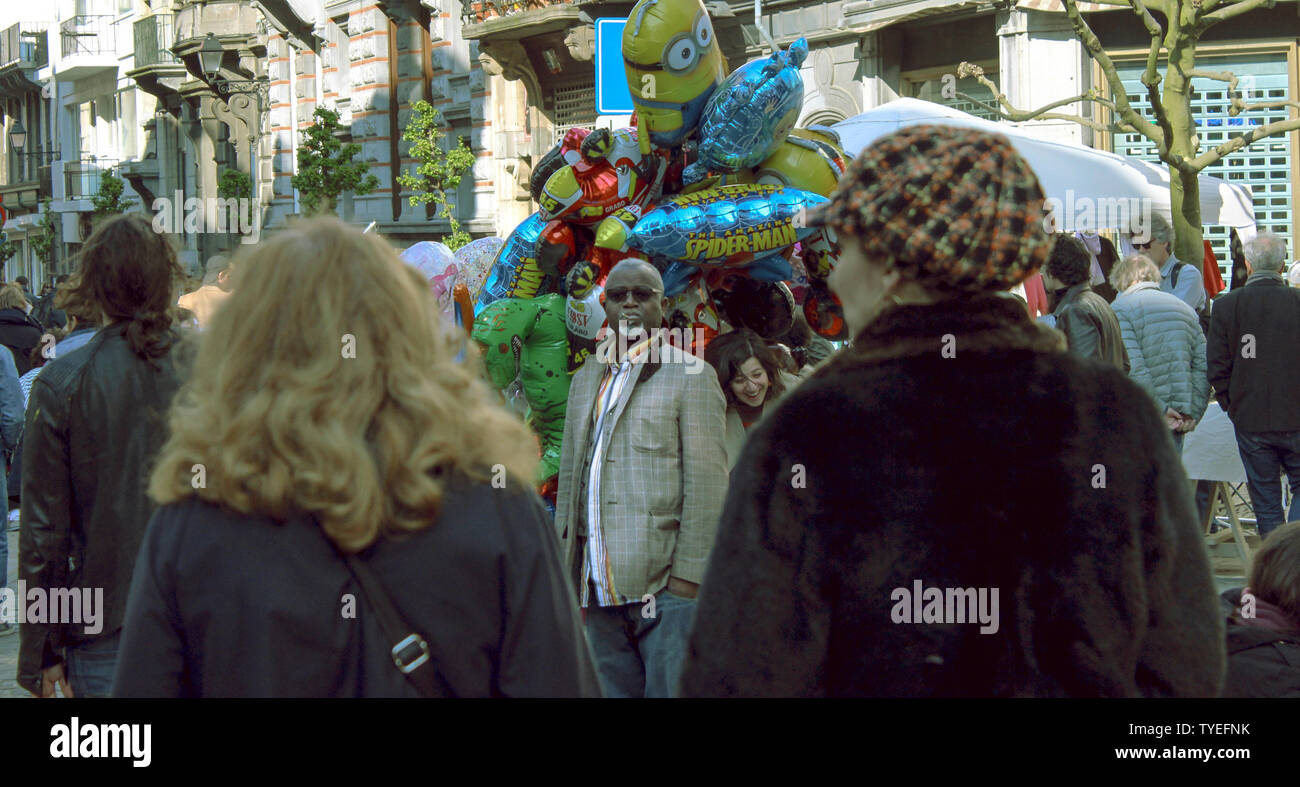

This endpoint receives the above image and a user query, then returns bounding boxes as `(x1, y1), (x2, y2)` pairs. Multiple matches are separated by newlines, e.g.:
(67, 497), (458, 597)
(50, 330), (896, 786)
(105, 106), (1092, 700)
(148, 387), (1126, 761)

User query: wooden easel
(1201, 480), (1254, 572)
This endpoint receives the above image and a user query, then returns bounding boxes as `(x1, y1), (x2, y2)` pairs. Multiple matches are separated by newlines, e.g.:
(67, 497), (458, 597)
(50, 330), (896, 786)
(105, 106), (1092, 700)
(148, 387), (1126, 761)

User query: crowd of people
(4, 123), (1299, 698)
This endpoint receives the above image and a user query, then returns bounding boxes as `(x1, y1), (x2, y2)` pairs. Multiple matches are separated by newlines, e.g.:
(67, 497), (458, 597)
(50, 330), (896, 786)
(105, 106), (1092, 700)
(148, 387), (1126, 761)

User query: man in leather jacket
(17, 214), (188, 697)
(1043, 235), (1130, 372)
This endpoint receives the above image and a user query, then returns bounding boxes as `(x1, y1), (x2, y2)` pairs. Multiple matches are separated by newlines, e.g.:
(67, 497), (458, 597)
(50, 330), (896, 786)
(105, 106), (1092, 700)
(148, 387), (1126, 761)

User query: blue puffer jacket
(1112, 282), (1210, 421)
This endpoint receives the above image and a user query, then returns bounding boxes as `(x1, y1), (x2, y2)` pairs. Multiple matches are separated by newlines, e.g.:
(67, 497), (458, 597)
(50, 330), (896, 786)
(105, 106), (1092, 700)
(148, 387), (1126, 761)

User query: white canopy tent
(831, 98), (1256, 234)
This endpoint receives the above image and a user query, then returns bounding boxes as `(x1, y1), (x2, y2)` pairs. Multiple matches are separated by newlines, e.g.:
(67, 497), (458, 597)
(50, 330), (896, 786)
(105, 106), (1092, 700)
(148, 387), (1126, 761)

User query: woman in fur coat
(679, 125), (1226, 698)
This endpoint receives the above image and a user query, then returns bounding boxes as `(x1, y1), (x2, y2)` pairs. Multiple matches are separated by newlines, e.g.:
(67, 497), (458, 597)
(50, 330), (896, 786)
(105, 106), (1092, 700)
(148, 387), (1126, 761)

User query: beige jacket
(554, 339), (729, 602)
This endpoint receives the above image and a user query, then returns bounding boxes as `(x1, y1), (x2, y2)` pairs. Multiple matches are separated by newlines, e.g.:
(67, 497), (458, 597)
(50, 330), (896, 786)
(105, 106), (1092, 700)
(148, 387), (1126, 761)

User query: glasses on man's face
(1132, 240), (1156, 250)
(606, 286), (662, 303)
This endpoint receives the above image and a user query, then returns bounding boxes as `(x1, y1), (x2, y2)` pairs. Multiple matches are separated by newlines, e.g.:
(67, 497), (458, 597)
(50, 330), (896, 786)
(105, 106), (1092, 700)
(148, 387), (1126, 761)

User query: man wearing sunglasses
(554, 259), (728, 698)
(1129, 213), (1207, 317)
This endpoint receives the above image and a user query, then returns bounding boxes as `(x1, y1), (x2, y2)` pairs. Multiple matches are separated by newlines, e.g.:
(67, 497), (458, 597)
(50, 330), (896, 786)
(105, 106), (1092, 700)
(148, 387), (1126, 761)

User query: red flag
(1203, 240), (1226, 298)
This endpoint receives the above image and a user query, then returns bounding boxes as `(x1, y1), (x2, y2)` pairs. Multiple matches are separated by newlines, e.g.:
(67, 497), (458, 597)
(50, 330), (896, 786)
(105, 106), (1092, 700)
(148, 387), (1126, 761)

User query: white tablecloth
(1181, 403), (1246, 483)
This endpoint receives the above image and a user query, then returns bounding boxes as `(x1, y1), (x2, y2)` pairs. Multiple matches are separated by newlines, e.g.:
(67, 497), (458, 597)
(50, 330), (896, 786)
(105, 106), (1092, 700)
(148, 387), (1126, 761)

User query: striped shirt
(582, 336), (653, 608)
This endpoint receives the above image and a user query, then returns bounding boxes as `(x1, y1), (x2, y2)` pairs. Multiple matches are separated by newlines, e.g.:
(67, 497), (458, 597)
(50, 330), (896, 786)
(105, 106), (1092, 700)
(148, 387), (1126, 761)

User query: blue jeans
(584, 587), (696, 698)
(65, 633), (121, 698)
(1234, 429), (1300, 537)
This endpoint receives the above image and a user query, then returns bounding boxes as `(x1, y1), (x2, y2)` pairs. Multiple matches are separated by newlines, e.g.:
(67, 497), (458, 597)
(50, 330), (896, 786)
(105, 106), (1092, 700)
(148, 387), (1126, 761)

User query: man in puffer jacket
(1110, 254), (1209, 452)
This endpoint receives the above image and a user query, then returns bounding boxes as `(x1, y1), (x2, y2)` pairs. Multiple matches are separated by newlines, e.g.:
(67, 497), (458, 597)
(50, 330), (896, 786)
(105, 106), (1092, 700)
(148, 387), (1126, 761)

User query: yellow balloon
(752, 127), (848, 197)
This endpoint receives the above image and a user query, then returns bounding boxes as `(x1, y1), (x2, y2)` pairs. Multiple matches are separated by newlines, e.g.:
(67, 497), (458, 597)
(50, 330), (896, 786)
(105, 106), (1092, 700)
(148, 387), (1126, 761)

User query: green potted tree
(290, 106), (380, 217)
(396, 100), (476, 250)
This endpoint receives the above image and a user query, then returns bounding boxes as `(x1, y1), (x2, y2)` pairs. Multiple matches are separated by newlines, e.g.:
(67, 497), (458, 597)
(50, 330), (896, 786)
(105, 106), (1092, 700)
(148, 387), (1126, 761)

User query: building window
(905, 71), (1001, 123)
(552, 82), (596, 144)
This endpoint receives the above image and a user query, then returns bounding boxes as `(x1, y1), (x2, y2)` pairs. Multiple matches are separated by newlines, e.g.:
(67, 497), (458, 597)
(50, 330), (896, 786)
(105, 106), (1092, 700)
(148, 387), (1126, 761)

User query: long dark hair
(704, 328), (785, 409)
(57, 213), (182, 363)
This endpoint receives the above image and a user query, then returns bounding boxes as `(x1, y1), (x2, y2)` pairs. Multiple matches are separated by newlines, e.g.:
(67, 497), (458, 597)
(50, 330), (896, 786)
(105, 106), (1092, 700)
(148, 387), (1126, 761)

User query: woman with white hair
(1109, 254), (1210, 452)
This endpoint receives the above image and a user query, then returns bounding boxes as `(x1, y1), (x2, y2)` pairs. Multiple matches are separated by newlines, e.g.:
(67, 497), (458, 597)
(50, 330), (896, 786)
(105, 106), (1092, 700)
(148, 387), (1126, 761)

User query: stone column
(996, 9), (1094, 146)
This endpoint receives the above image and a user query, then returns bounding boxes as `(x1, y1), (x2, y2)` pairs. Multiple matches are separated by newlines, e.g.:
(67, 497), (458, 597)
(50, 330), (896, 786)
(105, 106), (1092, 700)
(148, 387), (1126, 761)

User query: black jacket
(112, 475), (600, 697)
(681, 294), (1225, 697)
(1052, 283), (1129, 372)
(1207, 273), (1300, 432)
(17, 322), (187, 695)
(0, 307), (43, 376)
(1219, 589), (1300, 698)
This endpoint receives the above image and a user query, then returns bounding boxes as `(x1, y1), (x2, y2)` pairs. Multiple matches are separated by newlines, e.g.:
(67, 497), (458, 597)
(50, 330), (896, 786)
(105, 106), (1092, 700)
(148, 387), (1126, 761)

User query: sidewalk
(1, 527), (26, 698)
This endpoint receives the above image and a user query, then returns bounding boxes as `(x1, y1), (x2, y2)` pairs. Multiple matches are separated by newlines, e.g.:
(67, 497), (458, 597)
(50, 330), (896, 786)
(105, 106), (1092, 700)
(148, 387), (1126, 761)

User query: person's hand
(1164, 408), (1183, 431)
(667, 576), (699, 599)
(40, 664), (73, 698)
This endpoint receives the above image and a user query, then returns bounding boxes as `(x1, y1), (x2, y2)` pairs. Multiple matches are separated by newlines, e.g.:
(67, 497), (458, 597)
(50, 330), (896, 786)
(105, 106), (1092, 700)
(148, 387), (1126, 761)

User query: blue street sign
(595, 18), (633, 115)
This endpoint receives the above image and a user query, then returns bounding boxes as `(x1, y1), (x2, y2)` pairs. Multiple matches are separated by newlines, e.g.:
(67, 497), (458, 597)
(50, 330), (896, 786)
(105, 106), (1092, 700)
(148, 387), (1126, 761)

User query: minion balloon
(623, 0), (725, 152)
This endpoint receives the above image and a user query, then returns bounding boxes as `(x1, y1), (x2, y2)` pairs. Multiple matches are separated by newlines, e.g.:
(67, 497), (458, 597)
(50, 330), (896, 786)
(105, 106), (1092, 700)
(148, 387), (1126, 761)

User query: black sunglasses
(606, 286), (663, 303)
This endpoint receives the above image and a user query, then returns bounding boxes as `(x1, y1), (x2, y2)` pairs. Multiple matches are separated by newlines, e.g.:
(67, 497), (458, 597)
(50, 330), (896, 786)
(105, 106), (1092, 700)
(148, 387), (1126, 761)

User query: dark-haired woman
(18, 213), (188, 698)
(0, 284), (43, 376)
(704, 328), (797, 469)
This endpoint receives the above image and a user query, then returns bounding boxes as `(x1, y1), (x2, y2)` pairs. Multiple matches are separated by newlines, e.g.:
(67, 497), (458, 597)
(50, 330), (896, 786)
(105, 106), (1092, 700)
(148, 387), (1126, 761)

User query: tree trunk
(1168, 167), (1204, 272)
(1163, 29), (1205, 271)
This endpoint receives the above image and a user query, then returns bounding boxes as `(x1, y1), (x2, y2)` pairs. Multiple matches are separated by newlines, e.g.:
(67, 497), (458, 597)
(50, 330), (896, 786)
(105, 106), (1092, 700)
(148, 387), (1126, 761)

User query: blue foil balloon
(624, 183), (825, 272)
(475, 212), (547, 314)
(682, 38), (808, 185)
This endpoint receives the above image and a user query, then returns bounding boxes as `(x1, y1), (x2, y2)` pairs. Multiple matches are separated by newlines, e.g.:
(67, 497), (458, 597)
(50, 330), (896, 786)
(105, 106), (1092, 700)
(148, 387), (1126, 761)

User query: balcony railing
(61, 15), (115, 59)
(463, 0), (578, 27)
(0, 23), (48, 69)
(134, 14), (179, 69)
(64, 157), (119, 200)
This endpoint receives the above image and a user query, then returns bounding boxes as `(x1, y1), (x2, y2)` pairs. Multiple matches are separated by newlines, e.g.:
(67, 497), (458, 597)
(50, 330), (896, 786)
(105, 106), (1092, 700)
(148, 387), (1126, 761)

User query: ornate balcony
(462, 0), (584, 41)
(127, 15), (188, 100)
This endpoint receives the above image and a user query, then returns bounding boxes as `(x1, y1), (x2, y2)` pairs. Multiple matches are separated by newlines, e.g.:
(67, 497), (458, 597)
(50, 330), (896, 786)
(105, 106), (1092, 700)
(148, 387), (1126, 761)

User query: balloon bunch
(456, 0), (851, 495)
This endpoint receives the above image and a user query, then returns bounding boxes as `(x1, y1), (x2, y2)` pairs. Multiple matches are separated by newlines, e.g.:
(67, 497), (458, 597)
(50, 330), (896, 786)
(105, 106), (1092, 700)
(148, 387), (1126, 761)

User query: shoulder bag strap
(328, 534), (451, 697)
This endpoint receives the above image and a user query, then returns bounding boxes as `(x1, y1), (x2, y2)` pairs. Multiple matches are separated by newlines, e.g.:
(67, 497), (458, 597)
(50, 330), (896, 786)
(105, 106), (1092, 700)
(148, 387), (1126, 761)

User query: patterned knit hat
(810, 124), (1052, 291)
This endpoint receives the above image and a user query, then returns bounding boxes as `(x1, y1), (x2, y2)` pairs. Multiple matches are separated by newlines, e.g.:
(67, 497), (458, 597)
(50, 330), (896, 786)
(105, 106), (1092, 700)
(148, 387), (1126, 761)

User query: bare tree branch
(952, 90), (1123, 134)
(1060, 0), (1166, 149)
(1188, 68), (1300, 117)
(952, 63), (1134, 134)
(1191, 116), (1300, 169)
(1202, 0), (1278, 26)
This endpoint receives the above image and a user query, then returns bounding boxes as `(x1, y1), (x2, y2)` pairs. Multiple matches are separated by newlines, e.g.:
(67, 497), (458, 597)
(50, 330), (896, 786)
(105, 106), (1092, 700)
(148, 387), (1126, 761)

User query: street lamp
(197, 33), (268, 99)
(8, 120), (59, 166)
(9, 121), (26, 152)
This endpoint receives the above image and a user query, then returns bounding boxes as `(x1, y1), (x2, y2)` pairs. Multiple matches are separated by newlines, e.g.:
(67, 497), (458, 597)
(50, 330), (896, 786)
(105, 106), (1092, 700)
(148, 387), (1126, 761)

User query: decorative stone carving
(563, 24), (595, 63)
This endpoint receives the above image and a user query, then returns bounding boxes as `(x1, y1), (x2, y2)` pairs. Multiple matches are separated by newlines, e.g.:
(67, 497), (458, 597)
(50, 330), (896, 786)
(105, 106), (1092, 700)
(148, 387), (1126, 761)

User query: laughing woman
(704, 328), (798, 469)
(113, 216), (599, 698)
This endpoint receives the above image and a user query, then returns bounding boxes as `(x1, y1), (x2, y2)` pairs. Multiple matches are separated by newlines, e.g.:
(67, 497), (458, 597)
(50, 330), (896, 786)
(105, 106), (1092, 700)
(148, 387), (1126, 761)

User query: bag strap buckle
(392, 634), (431, 675)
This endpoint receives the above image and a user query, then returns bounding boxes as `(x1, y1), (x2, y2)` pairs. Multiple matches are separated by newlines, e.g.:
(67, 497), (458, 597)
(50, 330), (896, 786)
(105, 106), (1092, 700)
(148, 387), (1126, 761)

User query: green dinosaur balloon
(472, 294), (572, 484)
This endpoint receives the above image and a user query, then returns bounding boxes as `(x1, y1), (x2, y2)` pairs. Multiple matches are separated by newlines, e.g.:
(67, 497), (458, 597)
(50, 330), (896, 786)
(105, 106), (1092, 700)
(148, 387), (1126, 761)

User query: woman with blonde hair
(0, 283), (42, 376)
(112, 216), (598, 697)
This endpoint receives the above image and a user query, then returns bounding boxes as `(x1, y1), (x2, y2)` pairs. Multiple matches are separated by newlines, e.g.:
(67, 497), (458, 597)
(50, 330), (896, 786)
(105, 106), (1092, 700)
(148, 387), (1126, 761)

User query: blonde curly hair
(149, 216), (538, 552)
